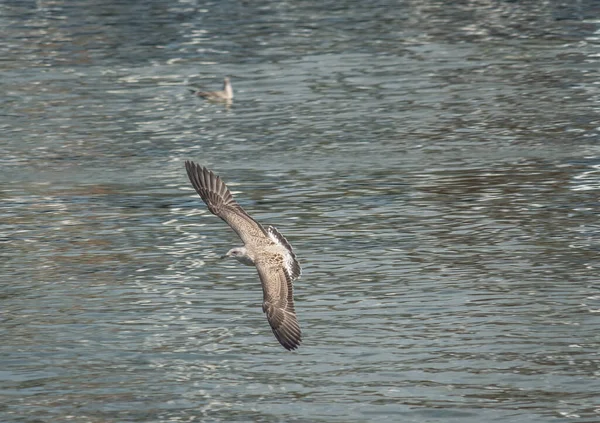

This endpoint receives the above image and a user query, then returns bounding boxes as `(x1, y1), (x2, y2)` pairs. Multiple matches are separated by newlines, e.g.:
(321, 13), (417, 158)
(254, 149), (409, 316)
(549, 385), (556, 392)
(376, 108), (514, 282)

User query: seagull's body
(185, 161), (301, 350)
(190, 77), (233, 102)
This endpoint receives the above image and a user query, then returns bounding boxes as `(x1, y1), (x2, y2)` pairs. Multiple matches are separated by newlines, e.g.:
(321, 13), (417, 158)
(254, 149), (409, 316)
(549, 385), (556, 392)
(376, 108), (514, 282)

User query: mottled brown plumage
(189, 77), (233, 102)
(185, 161), (301, 350)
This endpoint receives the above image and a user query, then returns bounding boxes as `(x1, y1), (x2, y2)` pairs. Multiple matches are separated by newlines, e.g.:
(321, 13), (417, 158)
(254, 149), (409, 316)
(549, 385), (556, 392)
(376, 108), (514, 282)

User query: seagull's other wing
(257, 259), (302, 350)
(185, 161), (266, 243)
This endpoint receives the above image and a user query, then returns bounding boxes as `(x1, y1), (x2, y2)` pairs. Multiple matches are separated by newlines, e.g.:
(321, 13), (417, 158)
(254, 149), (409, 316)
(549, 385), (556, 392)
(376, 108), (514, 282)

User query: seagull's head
(221, 247), (254, 266)
(223, 77), (233, 99)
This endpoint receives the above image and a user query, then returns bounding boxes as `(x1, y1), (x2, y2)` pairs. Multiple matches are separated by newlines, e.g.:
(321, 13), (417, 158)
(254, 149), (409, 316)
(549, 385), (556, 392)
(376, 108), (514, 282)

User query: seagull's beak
(219, 253), (228, 260)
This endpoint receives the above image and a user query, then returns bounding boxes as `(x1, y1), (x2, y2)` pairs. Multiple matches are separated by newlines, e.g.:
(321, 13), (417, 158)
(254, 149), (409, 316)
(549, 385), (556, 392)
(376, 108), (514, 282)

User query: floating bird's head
(221, 247), (254, 266)
(223, 77), (233, 99)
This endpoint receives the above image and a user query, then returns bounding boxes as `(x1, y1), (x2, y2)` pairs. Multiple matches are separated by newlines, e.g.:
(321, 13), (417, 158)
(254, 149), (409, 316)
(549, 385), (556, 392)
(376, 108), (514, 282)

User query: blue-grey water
(2, 1), (600, 422)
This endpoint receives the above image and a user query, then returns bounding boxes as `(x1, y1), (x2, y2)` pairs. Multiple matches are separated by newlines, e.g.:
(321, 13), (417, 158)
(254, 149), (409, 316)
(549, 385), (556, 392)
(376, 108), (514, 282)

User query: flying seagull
(185, 161), (302, 350)
(189, 77), (233, 101)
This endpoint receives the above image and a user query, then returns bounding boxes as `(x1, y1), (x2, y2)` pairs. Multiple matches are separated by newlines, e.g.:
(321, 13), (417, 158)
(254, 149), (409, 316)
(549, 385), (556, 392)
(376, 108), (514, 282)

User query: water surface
(1, 1), (600, 422)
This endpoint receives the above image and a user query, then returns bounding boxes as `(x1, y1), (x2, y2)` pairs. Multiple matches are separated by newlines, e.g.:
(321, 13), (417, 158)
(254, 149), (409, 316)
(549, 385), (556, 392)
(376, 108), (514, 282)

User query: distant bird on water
(184, 161), (302, 350)
(189, 77), (233, 101)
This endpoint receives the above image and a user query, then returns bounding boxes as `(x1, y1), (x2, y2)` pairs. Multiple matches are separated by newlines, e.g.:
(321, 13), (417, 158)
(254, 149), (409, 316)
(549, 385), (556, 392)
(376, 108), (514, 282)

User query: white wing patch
(266, 226), (301, 280)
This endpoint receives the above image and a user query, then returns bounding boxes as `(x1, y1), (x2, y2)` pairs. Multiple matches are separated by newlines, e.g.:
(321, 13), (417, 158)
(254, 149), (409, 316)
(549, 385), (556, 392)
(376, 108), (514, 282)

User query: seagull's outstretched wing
(185, 161), (266, 243)
(257, 260), (302, 350)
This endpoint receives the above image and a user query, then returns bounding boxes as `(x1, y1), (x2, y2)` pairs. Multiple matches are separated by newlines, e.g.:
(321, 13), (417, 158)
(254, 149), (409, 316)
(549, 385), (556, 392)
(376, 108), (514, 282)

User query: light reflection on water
(2, 0), (600, 422)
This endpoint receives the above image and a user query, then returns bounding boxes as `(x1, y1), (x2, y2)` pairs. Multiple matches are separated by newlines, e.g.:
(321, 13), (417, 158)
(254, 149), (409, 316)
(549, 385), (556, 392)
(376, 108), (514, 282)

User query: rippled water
(2, 1), (600, 422)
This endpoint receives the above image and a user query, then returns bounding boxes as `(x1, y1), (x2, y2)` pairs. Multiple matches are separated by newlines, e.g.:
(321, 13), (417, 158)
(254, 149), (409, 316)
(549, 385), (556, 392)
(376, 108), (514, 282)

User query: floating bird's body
(185, 161), (301, 350)
(190, 77), (233, 101)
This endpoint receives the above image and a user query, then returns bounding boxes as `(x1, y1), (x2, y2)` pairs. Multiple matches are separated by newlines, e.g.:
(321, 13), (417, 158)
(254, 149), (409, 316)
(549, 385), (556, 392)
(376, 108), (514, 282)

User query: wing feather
(185, 161), (267, 243)
(256, 261), (302, 351)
